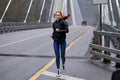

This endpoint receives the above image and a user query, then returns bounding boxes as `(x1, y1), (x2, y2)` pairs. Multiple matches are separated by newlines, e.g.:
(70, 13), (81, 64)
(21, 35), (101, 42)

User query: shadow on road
(0, 53), (90, 60)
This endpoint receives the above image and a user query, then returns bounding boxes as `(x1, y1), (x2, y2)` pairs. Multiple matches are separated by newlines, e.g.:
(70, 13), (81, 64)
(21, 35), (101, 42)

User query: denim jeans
(53, 40), (66, 69)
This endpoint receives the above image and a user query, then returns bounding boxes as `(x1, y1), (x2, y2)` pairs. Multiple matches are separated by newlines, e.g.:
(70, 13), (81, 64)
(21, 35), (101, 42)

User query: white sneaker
(62, 66), (66, 72)
(62, 69), (66, 72)
(56, 70), (61, 77)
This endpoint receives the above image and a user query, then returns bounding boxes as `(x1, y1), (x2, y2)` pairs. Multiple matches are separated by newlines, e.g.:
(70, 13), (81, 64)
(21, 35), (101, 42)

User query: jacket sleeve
(59, 21), (69, 33)
(52, 23), (55, 32)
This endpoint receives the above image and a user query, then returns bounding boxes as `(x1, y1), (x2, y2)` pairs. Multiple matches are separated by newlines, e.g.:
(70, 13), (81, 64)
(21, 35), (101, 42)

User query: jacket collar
(55, 18), (63, 23)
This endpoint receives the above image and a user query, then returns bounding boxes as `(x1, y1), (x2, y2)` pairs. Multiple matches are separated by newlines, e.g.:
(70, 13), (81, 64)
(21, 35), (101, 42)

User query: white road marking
(43, 71), (86, 80)
(0, 32), (50, 48)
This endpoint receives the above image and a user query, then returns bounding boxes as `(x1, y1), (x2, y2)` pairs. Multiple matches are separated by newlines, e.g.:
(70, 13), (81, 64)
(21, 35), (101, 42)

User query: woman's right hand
(56, 28), (60, 32)
(50, 35), (53, 38)
(50, 34), (53, 38)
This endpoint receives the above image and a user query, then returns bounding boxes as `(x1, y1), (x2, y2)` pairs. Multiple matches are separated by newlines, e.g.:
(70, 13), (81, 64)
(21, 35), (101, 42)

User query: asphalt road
(0, 0), (113, 80)
(77, 0), (98, 26)
(0, 25), (93, 80)
(67, 0), (98, 26)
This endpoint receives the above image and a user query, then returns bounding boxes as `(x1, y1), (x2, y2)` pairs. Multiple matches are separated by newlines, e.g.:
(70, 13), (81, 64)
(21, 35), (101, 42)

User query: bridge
(0, 0), (120, 80)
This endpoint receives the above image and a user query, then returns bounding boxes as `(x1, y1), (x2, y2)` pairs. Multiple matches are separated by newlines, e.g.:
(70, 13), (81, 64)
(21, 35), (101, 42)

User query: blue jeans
(53, 40), (66, 69)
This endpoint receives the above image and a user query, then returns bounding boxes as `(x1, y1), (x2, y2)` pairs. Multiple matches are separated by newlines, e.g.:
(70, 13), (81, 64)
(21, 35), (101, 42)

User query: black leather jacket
(52, 18), (69, 41)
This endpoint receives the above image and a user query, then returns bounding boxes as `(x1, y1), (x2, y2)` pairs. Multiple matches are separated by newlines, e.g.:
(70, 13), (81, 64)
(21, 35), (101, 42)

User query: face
(55, 12), (62, 20)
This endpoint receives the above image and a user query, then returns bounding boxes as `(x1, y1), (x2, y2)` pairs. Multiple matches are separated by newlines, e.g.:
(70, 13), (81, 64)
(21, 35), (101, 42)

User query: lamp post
(99, 4), (102, 31)
(93, 0), (108, 46)
(92, 0), (108, 60)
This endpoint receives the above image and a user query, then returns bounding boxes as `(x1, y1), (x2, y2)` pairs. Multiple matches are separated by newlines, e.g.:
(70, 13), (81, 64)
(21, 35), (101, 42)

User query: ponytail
(55, 11), (71, 20)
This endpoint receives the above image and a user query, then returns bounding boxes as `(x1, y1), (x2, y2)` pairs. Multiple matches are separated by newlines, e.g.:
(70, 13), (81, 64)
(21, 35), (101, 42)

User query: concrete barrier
(0, 22), (52, 34)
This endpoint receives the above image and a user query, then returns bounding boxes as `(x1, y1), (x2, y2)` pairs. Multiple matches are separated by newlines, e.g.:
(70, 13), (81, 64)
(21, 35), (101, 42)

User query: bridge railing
(90, 30), (120, 68)
(0, 22), (52, 34)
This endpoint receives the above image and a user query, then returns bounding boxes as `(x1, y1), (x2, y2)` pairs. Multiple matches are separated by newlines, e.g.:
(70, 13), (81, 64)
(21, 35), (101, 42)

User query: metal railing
(90, 30), (120, 68)
(0, 22), (52, 34)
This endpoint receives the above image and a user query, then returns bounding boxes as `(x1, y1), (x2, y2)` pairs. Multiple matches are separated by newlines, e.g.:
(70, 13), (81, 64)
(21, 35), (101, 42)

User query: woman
(52, 11), (69, 77)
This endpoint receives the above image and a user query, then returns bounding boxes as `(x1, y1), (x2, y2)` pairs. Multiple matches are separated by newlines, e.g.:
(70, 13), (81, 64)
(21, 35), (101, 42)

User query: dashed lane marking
(0, 32), (50, 48)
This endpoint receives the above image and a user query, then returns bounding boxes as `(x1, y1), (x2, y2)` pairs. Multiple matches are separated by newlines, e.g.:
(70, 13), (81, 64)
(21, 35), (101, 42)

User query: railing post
(91, 33), (101, 60)
(115, 37), (120, 68)
(103, 35), (111, 63)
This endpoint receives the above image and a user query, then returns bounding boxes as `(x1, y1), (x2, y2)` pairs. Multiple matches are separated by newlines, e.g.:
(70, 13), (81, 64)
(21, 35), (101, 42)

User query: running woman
(52, 11), (69, 77)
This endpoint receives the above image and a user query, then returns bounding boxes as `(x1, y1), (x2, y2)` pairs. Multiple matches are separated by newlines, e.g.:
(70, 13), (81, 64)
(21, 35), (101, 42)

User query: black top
(52, 18), (69, 41)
